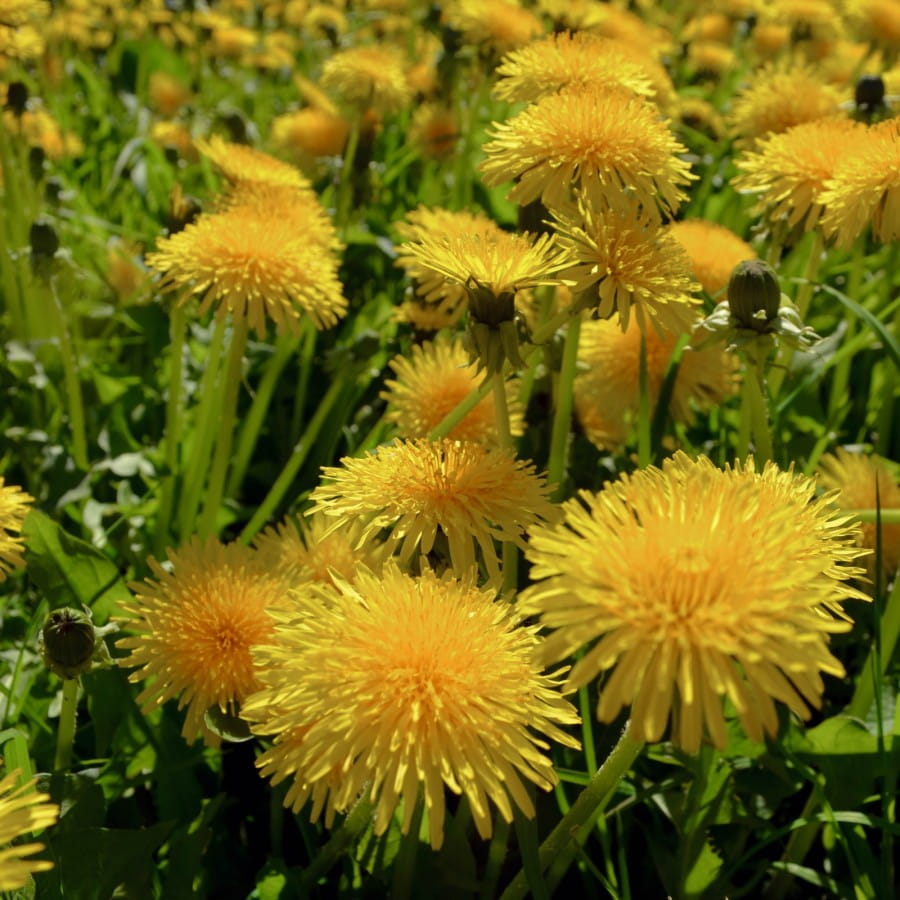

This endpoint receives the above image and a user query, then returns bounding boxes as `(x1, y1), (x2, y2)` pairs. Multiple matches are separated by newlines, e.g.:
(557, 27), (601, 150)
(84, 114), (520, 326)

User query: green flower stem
(637, 332), (651, 469)
(297, 793), (375, 895)
(499, 724), (644, 900)
(155, 302), (188, 555)
(480, 817), (511, 900)
(290, 318), (317, 445)
(763, 787), (821, 900)
(827, 241), (865, 423)
(427, 373), (493, 441)
(54, 677), (80, 772)
(239, 377), (347, 544)
(199, 316), (250, 538)
(46, 277), (89, 470)
(390, 798), (424, 900)
(842, 509), (900, 524)
(227, 331), (300, 498)
(546, 313), (582, 501)
(334, 117), (361, 232)
(742, 357), (773, 463)
(531, 306), (577, 346)
(176, 316), (228, 540)
(493, 372), (519, 593)
(847, 567), (900, 720)
(513, 797), (550, 900)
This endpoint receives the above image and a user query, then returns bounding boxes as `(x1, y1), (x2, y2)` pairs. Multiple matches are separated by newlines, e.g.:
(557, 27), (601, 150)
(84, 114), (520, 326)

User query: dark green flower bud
(727, 260), (781, 333)
(41, 608), (96, 679)
(5, 81), (28, 116)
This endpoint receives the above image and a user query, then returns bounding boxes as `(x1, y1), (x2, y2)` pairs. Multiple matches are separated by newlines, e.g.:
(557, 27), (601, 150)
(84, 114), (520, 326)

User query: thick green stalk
(54, 677), (80, 772)
(637, 333), (651, 469)
(744, 358), (774, 463)
(546, 314), (582, 501)
(492, 372), (519, 593)
(199, 317), (249, 538)
(390, 799), (424, 900)
(427, 373), (493, 441)
(499, 725), (644, 900)
(334, 117), (361, 232)
(826, 241), (865, 422)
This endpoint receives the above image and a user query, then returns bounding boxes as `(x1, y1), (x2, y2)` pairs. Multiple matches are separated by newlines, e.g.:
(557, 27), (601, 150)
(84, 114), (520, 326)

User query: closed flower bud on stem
(727, 259), (781, 332)
(40, 607), (115, 680)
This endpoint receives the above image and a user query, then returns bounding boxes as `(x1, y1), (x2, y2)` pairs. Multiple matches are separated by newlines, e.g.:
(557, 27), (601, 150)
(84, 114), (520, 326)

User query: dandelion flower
(845, 0), (900, 50)
(820, 118), (900, 248)
(117, 538), (292, 745)
(553, 195), (702, 333)
(521, 452), (869, 752)
(147, 71), (190, 117)
(244, 564), (580, 849)
(729, 61), (845, 145)
(195, 136), (313, 192)
(480, 85), (694, 215)
(757, 0), (845, 42)
(0, 479), (32, 582)
(492, 31), (656, 104)
(668, 220), (756, 299)
(818, 448), (900, 574)
(381, 335), (524, 444)
(732, 118), (869, 233)
(253, 511), (386, 588)
(575, 316), (739, 452)
(270, 107), (350, 161)
(320, 45), (411, 115)
(0, 771), (58, 890)
(442, 0), (543, 56)
(309, 438), (556, 581)
(146, 188), (347, 335)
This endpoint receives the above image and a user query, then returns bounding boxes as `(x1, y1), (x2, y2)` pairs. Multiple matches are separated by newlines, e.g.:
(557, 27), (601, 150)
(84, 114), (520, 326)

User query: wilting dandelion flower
(553, 195), (701, 333)
(117, 538), (292, 745)
(668, 220), (756, 299)
(0, 771), (58, 890)
(481, 85), (693, 215)
(244, 564), (580, 849)
(493, 31), (656, 104)
(194, 136), (313, 192)
(321, 45), (411, 115)
(818, 448), (900, 575)
(381, 335), (524, 444)
(521, 452), (869, 752)
(309, 438), (556, 581)
(733, 118), (869, 233)
(146, 186), (347, 335)
(820, 117), (900, 248)
(0, 479), (32, 582)
(575, 316), (739, 452)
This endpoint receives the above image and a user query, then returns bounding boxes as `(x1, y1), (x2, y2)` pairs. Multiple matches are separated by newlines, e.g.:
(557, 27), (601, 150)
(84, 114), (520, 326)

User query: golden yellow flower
(818, 448), (900, 574)
(147, 71), (190, 117)
(145, 185), (347, 336)
(194, 135), (313, 192)
(117, 537), (291, 745)
(270, 107), (350, 161)
(552, 195), (701, 333)
(756, 0), (845, 42)
(480, 85), (694, 215)
(729, 61), (845, 146)
(0, 771), (58, 891)
(845, 0), (900, 49)
(309, 438), (556, 581)
(732, 118), (870, 233)
(0, 0), (46, 60)
(580, 1), (672, 58)
(106, 238), (149, 304)
(253, 511), (385, 587)
(0, 479), (31, 582)
(521, 452), (870, 752)
(150, 121), (197, 162)
(4, 108), (82, 159)
(667, 219), (756, 299)
(820, 118), (900, 249)
(381, 335), (524, 444)
(442, 0), (543, 56)
(574, 316), (739, 452)
(686, 40), (736, 78)
(244, 564), (580, 849)
(320, 45), (411, 115)
(492, 31), (656, 104)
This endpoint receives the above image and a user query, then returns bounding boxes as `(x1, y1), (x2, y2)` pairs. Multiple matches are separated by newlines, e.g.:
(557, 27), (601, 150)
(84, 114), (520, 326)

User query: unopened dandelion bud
(5, 81), (27, 115)
(41, 608), (97, 680)
(727, 259), (781, 332)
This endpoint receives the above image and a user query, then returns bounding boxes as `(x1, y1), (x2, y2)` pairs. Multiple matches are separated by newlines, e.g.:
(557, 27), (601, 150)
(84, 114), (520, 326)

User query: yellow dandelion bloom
(147, 71), (190, 117)
(818, 448), (900, 574)
(553, 195), (702, 333)
(729, 61), (845, 145)
(320, 45), (411, 115)
(393, 295), (466, 332)
(442, 0), (543, 56)
(145, 187), (347, 336)
(150, 121), (197, 162)
(492, 31), (656, 104)
(521, 452), (869, 752)
(757, 0), (845, 42)
(253, 511), (385, 587)
(0, 479), (31, 582)
(309, 438), (556, 581)
(0, 771), (58, 891)
(732, 118), (870, 233)
(845, 0), (900, 49)
(820, 118), (900, 249)
(117, 537), (291, 745)
(270, 107), (350, 161)
(687, 40), (736, 78)
(480, 85), (694, 215)
(244, 564), (580, 849)
(574, 316), (739, 452)
(580, 1), (672, 58)
(194, 135), (313, 192)
(668, 219), (756, 299)
(381, 335), (524, 444)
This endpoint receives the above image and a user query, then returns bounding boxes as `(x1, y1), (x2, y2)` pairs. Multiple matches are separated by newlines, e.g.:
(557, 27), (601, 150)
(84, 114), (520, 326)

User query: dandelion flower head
(521, 452), (869, 751)
(442, 0), (544, 56)
(0, 479), (32, 582)
(0, 771), (59, 891)
(195, 136), (314, 193)
(667, 219), (756, 299)
(320, 45), (411, 115)
(117, 537), (293, 745)
(480, 85), (694, 215)
(270, 107), (350, 161)
(756, 0), (845, 42)
(244, 564), (580, 849)
(309, 438), (556, 581)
